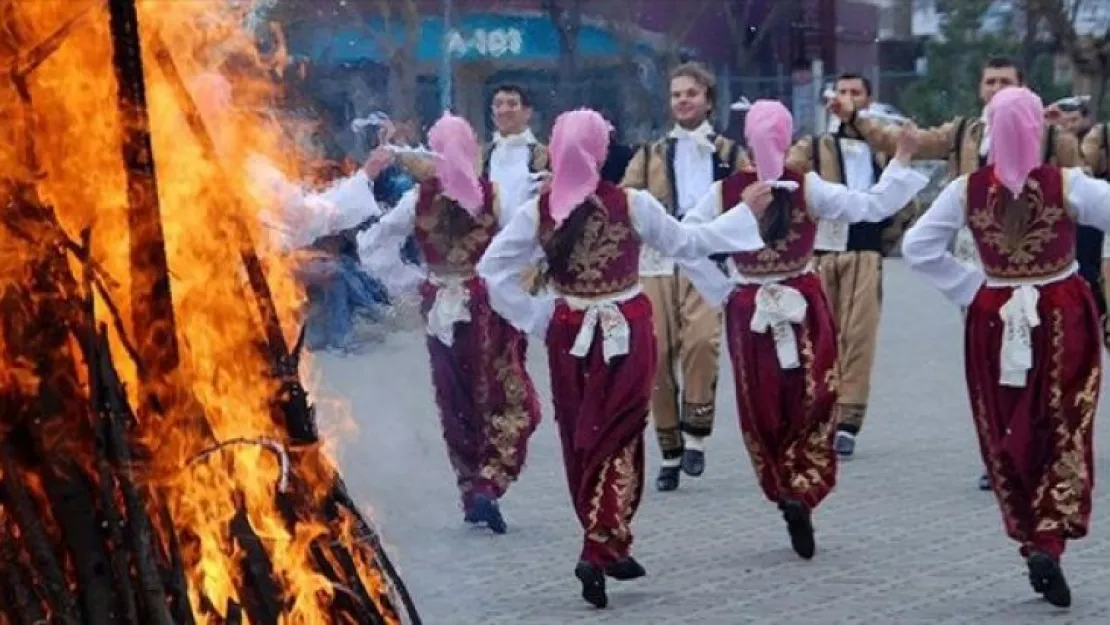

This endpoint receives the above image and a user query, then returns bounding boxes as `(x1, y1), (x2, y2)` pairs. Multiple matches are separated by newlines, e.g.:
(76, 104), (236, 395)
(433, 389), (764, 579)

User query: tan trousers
(813, 251), (882, 434)
(643, 273), (722, 459)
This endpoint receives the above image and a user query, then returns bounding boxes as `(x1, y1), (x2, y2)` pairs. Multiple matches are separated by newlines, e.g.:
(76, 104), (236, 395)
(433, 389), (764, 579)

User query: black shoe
(655, 465), (680, 492)
(834, 431), (856, 458)
(978, 473), (992, 491)
(574, 561), (608, 608)
(604, 557), (646, 580)
(471, 494), (507, 534)
(681, 449), (705, 476)
(1027, 552), (1071, 608)
(779, 500), (816, 560)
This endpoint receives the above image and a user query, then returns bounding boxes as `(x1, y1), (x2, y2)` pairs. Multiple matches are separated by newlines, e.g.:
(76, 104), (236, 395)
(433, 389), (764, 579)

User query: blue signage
(290, 12), (654, 65)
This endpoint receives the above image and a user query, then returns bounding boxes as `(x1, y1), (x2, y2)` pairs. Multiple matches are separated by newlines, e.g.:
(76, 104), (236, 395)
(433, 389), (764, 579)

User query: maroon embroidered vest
(536, 180), (641, 297)
(719, 168), (815, 275)
(413, 178), (499, 274)
(965, 165), (1074, 279)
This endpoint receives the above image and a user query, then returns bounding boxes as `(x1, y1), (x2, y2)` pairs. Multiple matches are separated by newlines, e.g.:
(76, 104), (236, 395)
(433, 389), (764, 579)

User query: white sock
(661, 457), (682, 468)
(683, 435), (706, 452)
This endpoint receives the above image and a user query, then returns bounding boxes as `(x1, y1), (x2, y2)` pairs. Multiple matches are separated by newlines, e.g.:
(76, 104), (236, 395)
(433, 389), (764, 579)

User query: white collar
(668, 121), (716, 151)
(493, 128), (536, 147)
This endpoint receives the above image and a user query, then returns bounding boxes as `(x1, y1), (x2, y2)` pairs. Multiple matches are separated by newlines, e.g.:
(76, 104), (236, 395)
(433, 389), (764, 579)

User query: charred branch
(106, 0), (182, 418)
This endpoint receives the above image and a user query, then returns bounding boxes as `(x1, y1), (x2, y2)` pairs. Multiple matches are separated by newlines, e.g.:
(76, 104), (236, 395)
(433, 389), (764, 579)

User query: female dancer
(477, 109), (768, 609)
(358, 114), (541, 534)
(680, 100), (926, 559)
(903, 86), (1110, 608)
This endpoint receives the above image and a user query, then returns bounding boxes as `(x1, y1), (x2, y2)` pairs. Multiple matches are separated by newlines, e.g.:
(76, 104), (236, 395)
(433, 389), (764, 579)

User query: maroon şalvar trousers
(965, 274), (1100, 560)
(724, 273), (839, 509)
(421, 278), (542, 512)
(546, 294), (656, 568)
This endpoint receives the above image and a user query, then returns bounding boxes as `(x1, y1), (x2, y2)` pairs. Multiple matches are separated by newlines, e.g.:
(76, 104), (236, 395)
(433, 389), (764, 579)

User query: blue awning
(289, 12), (656, 65)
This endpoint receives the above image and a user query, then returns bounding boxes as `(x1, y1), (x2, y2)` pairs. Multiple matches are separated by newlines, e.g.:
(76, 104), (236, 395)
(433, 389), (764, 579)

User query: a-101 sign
(446, 28), (524, 58)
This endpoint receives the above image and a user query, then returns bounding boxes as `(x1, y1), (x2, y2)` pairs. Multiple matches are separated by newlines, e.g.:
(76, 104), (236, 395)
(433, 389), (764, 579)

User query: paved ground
(312, 259), (1110, 625)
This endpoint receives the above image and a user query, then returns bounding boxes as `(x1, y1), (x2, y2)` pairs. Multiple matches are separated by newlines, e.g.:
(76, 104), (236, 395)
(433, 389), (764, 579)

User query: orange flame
(0, 1), (392, 622)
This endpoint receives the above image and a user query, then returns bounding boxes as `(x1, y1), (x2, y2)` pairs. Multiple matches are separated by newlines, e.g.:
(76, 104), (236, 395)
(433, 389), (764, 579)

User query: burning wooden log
(0, 1), (420, 623)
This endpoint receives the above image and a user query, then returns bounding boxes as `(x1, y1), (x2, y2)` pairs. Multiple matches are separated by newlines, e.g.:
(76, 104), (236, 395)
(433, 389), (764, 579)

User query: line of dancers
(351, 65), (1110, 611)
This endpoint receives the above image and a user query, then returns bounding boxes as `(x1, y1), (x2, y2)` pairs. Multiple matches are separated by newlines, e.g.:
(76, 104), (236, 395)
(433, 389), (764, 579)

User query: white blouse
(475, 189), (767, 337)
(902, 168), (1110, 307)
(678, 159), (930, 307)
(249, 156), (381, 252)
(356, 187), (512, 297)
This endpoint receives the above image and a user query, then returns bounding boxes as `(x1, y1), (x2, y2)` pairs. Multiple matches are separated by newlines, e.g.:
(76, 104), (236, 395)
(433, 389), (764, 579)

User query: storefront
(287, 11), (664, 136)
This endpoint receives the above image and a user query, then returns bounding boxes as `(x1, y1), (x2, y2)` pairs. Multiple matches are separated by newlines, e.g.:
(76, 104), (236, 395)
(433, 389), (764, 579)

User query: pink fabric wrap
(744, 100), (793, 182)
(986, 87), (1045, 198)
(187, 71), (234, 123)
(547, 109), (611, 225)
(428, 113), (484, 215)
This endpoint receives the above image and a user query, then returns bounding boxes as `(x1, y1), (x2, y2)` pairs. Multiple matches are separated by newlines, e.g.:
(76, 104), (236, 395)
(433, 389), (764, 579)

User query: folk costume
(680, 101), (928, 560)
(786, 116), (917, 457)
(477, 109), (766, 609)
(1080, 121), (1110, 348)
(843, 92), (1081, 492)
(903, 88), (1110, 608)
(621, 122), (748, 490)
(358, 115), (541, 534)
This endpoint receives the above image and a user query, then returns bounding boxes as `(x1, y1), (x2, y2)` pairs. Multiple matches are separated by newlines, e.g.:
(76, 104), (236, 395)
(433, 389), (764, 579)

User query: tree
(1024, 0), (1110, 112)
(541, 0), (585, 112)
(723, 0), (800, 73)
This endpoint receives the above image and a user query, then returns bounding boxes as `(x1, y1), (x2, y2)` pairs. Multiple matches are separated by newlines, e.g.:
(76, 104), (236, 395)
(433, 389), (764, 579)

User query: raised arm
(1051, 127), (1081, 168)
(845, 113), (956, 162)
(805, 159), (929, 223)
(476, 201), (555, 337)
(1080, 124), (1106, 175)
(901, 176), (984, 306)
(356, 189), (425, 296)
(674, 181), (739, 308)
(628, 188), (764, 260)
(1064, 167), (1110, 232)
(249, 157), (381, 250)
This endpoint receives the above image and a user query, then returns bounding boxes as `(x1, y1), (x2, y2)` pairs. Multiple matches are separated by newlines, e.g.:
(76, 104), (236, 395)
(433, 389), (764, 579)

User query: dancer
(903, 87), (1110, 608)
(787, 72), (918, 459)
(621, 62), (749, 490)
(1080, 118), (1110, 348)
(477, 109), (767, 609)
(358, 114), (541, 534)
(679, 100), (926, 559)
(828, 56), (1081, 491)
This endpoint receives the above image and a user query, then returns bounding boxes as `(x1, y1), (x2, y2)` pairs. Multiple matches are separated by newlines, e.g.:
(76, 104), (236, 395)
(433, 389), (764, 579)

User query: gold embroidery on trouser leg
(1033, 311), (1095, 537)
(476, 303), (532, 492)
(783, 324), (833, 498)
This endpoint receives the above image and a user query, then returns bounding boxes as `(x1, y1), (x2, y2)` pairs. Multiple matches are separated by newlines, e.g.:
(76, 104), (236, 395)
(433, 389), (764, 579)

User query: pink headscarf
(986, 86), (1044, 197)
(427, 113), (484, 215)
(547, 109), (611, 225)
(744, 100), (793, 182)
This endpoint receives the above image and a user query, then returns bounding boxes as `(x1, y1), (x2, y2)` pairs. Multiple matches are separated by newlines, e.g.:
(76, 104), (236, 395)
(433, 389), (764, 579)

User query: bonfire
(0, 0), (417, 623)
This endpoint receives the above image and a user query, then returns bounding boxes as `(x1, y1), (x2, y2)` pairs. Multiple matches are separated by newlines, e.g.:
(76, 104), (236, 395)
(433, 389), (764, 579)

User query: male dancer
(621, 62), (748, 491)
(827, 56), (1080, 489)
(786, 72), (918, 458)
(1079, 116), (1110, 349)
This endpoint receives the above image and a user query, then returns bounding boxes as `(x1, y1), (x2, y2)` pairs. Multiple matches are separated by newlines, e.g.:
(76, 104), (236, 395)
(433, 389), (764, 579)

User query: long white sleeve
(675, 182), (741, 308)
(805, 159), (929, 222)
(628, 188), (765, 259)
(476, 200), (556, 337)
(901, 176), (985, 307)
(249, 156), (381, 251)
(356, 189), (426, 296)
(1064, 167), (1110, 231)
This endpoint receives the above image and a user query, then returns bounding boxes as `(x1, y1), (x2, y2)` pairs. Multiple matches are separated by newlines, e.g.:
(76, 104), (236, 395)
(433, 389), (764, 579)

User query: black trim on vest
(664, 138), (679, 212)
(829, 131), (889, 253)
